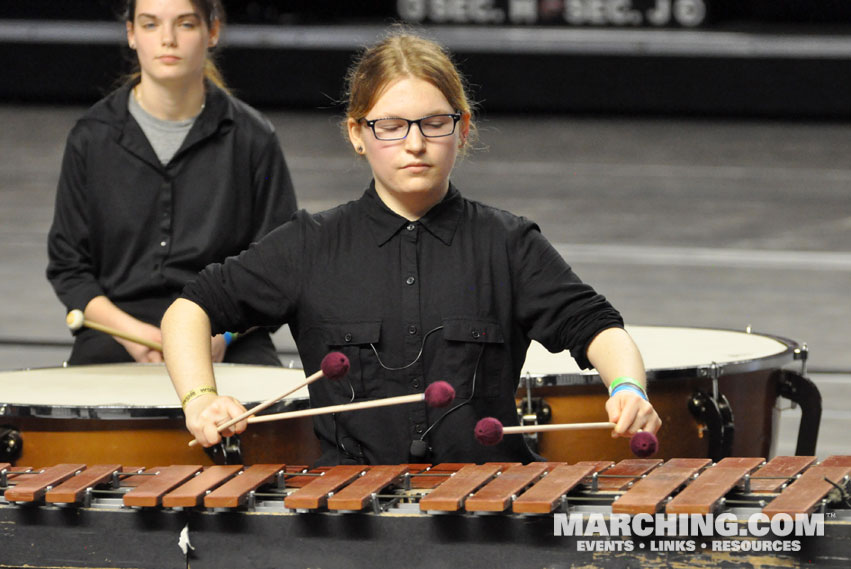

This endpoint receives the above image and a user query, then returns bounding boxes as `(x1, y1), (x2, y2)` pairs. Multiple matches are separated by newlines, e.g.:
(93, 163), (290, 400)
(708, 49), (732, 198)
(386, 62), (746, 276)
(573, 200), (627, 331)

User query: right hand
(183, 394), (249, 447)
(116, 321), (163, 363)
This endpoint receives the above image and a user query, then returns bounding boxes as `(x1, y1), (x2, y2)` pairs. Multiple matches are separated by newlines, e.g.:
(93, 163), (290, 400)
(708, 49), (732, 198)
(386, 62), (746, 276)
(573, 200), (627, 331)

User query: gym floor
(1, 105), (848, 458)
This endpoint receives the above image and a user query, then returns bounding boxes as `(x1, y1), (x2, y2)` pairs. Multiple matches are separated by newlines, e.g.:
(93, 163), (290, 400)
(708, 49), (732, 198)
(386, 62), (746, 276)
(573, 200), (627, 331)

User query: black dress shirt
(47, 81), (297, 329)
(183, 183), (623, 465)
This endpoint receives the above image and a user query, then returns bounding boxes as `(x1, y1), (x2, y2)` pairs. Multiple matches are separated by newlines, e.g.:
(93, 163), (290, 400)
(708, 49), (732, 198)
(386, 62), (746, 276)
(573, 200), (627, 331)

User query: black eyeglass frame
(361, 113), (462, 141)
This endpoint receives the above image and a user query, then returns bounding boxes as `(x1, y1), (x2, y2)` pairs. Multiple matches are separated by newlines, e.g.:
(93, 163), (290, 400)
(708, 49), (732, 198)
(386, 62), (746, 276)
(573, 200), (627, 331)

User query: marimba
(2, 457), (849, 568)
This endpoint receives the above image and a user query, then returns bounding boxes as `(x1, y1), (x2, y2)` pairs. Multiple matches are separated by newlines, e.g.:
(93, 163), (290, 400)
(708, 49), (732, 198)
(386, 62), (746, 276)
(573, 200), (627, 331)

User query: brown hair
(123, 0), (228, 92)
(343, 29), (477, 151)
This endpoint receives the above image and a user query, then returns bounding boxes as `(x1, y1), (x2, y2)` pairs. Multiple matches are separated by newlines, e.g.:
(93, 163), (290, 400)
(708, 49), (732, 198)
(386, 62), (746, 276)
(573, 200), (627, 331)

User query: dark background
(2, 1), (851, 25)
(1, 1), (850, 117)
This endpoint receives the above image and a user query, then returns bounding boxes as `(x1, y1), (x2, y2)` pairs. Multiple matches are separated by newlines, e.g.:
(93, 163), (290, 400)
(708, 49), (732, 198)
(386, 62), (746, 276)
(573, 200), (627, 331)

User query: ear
(458, 111), (472, 148)
(347, 117), (366, 154)
(126, 20), (136, 49)
(208, 19), (220, 48)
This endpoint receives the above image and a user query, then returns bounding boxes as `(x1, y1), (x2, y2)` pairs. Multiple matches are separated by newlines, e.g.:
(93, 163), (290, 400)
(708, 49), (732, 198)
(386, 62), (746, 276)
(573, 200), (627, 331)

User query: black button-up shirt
(47, 81), (297, 325)
(183, 183), (623, 465)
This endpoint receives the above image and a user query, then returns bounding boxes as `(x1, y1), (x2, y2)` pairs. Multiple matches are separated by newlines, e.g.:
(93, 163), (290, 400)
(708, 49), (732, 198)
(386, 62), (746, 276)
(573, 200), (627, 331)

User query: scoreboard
(396, 0), (709, 27)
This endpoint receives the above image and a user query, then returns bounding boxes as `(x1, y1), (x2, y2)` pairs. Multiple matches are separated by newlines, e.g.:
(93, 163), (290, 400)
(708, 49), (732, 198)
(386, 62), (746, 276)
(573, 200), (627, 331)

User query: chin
(399, 175), (443, 192)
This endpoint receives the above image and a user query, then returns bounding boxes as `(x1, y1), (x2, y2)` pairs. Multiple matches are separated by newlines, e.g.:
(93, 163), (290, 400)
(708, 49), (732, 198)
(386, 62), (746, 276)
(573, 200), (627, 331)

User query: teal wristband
(608, 376), (646, 397)
(223, 331), (234, 347)
(610, 384), (649, 401)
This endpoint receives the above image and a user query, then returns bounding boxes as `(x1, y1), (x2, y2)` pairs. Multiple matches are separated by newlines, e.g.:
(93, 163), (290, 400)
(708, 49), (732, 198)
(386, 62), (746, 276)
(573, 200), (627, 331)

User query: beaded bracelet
(181, 386), (218, 408)
(610, 383), (649, 401)
(608, 376), (647, 397)
(223, 331), (238, 347)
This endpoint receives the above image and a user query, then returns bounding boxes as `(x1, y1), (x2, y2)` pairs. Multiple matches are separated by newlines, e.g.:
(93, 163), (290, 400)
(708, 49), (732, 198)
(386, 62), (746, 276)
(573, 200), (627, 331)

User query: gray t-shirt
(128, 91), (201, 165)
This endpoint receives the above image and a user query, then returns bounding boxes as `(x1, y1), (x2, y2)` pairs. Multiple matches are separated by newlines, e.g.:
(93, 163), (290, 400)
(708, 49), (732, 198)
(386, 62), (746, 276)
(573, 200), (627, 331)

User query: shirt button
(415, 424), (425, 434)
(471, 330), (480, 339)
(344, 333), (353, 342)
(406, 276), (416, 285)
(408, 325), (417, 335)
(411, 378), (421, 389)
(160, 240), (167, 247)
(406, 223), (415, 231)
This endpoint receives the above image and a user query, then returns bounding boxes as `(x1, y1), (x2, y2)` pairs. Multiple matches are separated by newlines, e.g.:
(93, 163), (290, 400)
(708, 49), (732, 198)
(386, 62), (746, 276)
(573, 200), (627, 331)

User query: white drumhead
(0, 363), (310, 408)
(522, 325), (794, 377)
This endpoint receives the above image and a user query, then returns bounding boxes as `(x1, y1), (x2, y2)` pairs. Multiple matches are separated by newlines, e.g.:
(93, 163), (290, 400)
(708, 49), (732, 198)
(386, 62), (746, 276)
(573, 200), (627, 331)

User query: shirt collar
(362, 181), (464, 247)
(107, 80), (234, 170)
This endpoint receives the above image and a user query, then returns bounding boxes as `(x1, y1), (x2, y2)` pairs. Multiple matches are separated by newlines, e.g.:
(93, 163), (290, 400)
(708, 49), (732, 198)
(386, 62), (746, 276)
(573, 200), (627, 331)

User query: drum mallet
(188, 352), (351, 447)
(66, 309), (163, 352)
(474, 417), (659, 458)
(246, 381), (456, 424)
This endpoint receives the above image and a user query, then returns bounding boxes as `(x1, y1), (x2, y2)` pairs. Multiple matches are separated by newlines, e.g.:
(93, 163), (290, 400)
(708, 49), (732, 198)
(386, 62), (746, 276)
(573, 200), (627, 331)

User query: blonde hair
(123, 0), (229, 93)
(343, 30), (476, 151)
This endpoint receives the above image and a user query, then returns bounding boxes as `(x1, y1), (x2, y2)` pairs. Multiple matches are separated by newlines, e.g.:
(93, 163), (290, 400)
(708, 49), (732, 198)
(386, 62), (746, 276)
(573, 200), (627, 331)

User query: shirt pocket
(321, 320), (383, 399)
(441, 317), (505, 399)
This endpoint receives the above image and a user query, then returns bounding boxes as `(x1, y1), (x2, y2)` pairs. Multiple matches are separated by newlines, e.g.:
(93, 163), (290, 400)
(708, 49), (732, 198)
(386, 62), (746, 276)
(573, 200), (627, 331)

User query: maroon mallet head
(424, 381), (455, 407)
(474, 417), (504, 446)
(630, 431), (658, 458)
(320, 352), (350, 381)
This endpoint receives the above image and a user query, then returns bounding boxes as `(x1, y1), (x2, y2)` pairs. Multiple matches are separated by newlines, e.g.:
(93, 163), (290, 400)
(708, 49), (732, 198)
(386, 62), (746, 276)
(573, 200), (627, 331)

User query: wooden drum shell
(0, 363), (321, 468)
(518, 325), (794, 463)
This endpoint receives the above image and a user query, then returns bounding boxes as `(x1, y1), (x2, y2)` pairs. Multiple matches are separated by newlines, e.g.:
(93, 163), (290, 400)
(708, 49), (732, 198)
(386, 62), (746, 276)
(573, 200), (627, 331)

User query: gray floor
(1, 106), (848, 459)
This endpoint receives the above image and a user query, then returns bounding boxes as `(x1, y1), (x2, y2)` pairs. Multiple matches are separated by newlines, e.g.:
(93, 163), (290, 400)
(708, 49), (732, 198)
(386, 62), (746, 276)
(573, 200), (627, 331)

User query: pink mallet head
(474, 417), (504, 446)
(320, 352), (350, 381)
(424, 381), (455, 408)
(630, 431), (658, 458)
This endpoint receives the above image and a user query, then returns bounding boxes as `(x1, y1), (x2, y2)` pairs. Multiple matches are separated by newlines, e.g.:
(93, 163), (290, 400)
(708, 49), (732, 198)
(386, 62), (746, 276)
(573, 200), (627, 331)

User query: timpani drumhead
(0, 363), (310, 418)
(0, 363), (319, 467)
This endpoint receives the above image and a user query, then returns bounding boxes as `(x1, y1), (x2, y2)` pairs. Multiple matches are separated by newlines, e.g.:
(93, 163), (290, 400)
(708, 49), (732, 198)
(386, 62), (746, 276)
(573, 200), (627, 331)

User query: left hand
(605, 391), (662, 438)
(211, 334), (227, 363)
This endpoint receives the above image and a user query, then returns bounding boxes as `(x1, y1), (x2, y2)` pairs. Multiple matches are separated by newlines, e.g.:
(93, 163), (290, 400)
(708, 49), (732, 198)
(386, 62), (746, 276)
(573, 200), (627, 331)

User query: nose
(161, 24), (177, 46)
(404, 123), (426, 152)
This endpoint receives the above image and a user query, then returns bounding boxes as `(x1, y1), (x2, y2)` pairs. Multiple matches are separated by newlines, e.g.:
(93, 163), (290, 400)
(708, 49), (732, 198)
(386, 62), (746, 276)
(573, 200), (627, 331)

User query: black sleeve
(510, 219), (623, 369)
(46, 124), (105, 312)
(181, 212), (310, 334)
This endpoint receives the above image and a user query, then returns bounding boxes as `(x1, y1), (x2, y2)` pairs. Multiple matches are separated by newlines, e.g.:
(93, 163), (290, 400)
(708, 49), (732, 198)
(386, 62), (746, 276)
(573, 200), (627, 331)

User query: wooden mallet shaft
(65, 309), (162, 351)
(246, 393), (427, 424)
(187, 367), (327, 448)
(475, 417), (658, 458)
(186, 352), (351, 447)
(502, 422), (615, 434)
(244, 381), (454, 426)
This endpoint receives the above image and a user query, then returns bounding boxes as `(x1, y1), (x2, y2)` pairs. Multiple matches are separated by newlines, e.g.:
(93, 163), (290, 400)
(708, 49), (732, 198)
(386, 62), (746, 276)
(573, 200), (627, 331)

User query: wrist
(223, 331), (239, 347)
(181, 386), (218, 409)
(610, 383), (649, 401)
(608, 376), (647, 397)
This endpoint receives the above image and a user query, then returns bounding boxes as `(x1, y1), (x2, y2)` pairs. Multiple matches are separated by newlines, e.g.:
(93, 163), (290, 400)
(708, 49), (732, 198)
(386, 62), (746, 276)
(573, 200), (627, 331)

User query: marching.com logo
(554, 513), (823, 552)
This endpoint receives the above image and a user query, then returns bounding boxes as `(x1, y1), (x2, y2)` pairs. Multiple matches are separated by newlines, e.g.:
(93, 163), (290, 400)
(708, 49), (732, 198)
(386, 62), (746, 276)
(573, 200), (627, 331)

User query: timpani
(0, 363), (321, 468)
(518, 325), (801, 462)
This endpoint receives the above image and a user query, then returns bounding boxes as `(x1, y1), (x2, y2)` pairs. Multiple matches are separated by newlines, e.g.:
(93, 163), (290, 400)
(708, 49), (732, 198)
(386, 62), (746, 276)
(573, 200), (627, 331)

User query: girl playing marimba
(162, 29), (661, 465)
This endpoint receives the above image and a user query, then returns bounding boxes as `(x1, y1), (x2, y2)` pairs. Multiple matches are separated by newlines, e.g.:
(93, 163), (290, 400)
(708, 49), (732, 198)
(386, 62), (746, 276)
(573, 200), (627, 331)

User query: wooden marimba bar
(2, 457), (851, 569)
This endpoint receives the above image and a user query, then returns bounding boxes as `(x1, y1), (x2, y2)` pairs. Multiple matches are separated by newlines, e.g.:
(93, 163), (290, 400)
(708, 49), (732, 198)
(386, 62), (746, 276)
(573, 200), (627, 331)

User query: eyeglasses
(362, 113), (462, 141)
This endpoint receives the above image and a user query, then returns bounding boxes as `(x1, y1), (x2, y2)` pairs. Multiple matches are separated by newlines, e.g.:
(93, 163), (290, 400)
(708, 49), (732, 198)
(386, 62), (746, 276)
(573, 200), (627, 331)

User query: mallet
(246, 381), (456, 424)
(66, 309), (162, 351)
(188, 352), (350, 447)
(474, 417), (659, 458)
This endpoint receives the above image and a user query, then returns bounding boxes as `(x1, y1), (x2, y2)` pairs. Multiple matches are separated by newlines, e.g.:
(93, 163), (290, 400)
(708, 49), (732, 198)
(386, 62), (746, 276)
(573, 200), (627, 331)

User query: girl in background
(48, 0), (296, 365)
